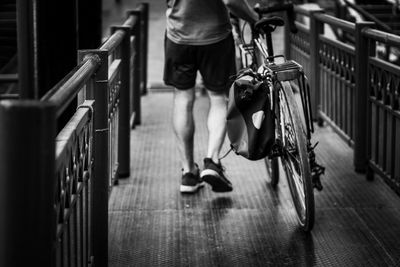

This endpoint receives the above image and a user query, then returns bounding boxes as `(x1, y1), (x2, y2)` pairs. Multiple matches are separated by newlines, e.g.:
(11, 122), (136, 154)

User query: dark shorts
(163, 34), (236, 92)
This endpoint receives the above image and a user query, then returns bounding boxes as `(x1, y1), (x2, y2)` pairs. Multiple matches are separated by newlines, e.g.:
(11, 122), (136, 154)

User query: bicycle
(231, 2), (324, 232)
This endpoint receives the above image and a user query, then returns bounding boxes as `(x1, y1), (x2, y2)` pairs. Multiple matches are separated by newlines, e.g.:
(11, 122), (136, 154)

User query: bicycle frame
(230, 1), (326, 231)
(233, 12), (324, 191)
(250, 29), (315, 140)
(254, 31), (274, 63)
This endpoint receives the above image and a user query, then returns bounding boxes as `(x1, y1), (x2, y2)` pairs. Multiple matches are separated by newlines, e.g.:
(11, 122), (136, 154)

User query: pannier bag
(226, 69), (275, 160)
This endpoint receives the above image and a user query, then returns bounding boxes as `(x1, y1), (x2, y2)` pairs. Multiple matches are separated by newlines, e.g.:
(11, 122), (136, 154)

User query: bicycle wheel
(277, 81), (314, 231)
(265, 157), (279, 187)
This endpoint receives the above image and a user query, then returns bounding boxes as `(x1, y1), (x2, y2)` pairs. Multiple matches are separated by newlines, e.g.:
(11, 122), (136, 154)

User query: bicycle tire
(277, 81), (314, 231)
(265, 157), (279, 187)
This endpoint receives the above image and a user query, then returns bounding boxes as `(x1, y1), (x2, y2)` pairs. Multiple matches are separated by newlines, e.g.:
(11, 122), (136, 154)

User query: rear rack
(265, 60), (303, 81)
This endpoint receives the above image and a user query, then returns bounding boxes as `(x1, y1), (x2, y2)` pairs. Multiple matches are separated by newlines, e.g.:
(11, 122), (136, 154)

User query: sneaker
(180, 164), (205, 193)
(200, 158), (233, 192)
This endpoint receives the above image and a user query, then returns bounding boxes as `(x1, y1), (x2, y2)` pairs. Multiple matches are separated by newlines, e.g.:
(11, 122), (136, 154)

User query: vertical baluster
(344, 54), (350, 135)
(350, 58), (356, 141)
(321, 44), (327, 119)
(328, 46), (333, 120)
(333, 47), (338, 124)
(395, 108), (400, 184)
(386, 80), (395, 180)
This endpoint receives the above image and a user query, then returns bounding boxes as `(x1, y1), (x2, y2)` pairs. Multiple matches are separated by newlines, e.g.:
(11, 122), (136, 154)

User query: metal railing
(285, 5), (400, 193)
(363, 29), (400, 194)
(0, 3), (148, 267)
(44, 54), (100, 267)
(54, 100), (95, 267)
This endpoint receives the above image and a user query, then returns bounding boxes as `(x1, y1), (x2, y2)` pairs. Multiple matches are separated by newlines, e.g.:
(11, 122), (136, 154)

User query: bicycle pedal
(266, 60), (303, 81)
(308, 143), (325, 191)
(312, 175), (323, 191)
(311, 163), (325, 191)
(268, 139), (283, 158)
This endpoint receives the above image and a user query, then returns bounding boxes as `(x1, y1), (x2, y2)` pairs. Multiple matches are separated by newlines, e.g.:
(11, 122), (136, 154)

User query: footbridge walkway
(1, 1), (400, 266)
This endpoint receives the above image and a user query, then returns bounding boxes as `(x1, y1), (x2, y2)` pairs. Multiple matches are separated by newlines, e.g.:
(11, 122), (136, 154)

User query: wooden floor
(108, 91), (400, 267)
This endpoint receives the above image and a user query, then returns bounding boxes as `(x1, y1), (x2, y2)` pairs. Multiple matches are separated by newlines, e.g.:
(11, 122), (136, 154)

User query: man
(164, 0), (258, 193)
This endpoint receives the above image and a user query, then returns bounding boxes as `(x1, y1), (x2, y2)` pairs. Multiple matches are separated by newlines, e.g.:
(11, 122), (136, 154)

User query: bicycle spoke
(286, 147), (301, 175)
(283, 153), (306, 212)
(281, 111), (307, 217)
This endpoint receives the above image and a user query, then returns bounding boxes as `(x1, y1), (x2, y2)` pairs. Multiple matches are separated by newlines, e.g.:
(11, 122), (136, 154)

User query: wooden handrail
(363, 28), (400, 47)
(315, 13), (355, 32)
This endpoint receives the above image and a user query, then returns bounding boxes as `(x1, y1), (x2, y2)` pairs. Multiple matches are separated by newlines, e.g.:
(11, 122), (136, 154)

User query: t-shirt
(166, 0), (232, 45)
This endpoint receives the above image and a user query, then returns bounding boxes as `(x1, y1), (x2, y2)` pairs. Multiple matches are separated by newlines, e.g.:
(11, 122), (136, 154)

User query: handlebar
(254, 2), (298, 34)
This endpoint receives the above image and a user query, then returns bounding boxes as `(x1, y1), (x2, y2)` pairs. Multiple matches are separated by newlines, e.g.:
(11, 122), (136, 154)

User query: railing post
(111, 26), (131, 178)
(284, 15), (291, 59)
(309, 9), (324, 120)
(128, 10), (142, 126)
(18, 0), (78, 99)
(78, 50), (109, 267)
(138, 3), (149, 95)
(0, 100), (56, 267)
(354, 22), (375, 173)
(335, 0), (346, 20)
(17, 0), (37, 99)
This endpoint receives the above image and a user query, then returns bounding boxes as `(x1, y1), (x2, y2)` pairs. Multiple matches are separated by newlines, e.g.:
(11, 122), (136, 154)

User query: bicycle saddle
(254, 16), (285, 33)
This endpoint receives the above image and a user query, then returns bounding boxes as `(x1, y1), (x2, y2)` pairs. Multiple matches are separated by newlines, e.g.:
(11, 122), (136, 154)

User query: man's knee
(174, 87), (196, 106)
(207, 89), (228, 102)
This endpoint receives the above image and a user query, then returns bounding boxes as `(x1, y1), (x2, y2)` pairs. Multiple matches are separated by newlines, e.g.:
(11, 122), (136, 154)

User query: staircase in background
(344, 0), (400, 35)
(0, 0), (16, 72)
(359, 4), (400, 35)
(0, 0), (17, 96)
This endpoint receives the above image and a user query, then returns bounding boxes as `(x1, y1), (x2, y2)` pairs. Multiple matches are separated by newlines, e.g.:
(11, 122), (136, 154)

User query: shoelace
(213, 159), (227, 175)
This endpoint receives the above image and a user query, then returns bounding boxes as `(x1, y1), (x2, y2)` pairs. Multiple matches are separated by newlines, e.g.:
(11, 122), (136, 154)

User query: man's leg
(197, 34), (235, 192)
(200, 89), (233, 192)
(206, 90), (227, 163)
(173, 87), (196, 173)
